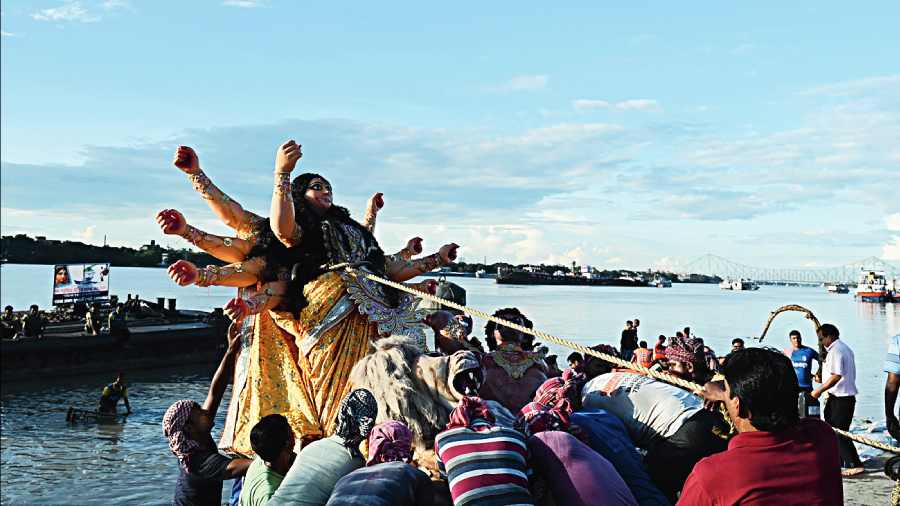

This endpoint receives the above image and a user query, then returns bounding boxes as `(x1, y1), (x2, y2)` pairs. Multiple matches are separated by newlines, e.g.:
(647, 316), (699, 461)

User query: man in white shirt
(811, 323), (863, 476)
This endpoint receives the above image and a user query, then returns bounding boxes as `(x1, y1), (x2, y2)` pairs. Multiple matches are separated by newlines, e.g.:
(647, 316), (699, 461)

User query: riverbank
(843, 454), (897, 505)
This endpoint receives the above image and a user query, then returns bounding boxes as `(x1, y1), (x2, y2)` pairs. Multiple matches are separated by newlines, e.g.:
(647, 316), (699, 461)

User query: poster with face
(53, 263), (110, 304)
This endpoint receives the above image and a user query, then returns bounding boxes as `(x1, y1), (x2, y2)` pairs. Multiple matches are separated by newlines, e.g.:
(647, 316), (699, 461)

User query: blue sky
(2, 1), (899, 270)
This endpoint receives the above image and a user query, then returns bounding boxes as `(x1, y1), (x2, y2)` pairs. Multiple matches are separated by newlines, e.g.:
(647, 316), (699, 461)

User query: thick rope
(348, 268), (900, 454)
(757, 304), (822, 342)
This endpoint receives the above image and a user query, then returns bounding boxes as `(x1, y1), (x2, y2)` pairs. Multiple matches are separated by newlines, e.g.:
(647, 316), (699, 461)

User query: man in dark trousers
(620, 320), (638, 361)
(811, 323), (864, 477)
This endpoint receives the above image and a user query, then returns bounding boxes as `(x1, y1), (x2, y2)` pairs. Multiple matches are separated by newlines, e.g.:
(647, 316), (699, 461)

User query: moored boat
(826, 283), (849, 294)
(855, 270), (897, 302)
(650, 276), (672, 288)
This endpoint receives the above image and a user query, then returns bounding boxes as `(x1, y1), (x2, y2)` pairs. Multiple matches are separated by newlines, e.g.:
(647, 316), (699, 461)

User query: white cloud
(1, 31), (14, 37)
(800, 75), (900, 97)
(573, 100), (610, 110)
(77, 225), (96, 241)
(102, 0), (130, 10)
(32, 2), (99, 23)
(652, 256), (685, 272)
(883, 237), (900, 261)
(489, 75), (549, 92)
(573, 98), (660, 111)
(887, 213), (900, 232)
(616, 99), (660, 111)
(223, 0), (266, 7)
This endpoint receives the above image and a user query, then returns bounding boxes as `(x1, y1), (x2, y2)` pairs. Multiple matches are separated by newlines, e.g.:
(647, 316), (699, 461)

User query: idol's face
(304, 178), (333, 214)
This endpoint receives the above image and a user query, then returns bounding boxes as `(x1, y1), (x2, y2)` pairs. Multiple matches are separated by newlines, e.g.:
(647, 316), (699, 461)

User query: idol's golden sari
(221, 269), (426, 454)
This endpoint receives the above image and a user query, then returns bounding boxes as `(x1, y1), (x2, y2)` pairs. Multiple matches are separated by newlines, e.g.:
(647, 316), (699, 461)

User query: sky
(2, 1), (899, 271)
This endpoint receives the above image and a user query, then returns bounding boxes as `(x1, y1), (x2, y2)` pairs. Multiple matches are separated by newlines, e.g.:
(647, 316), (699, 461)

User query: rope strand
(348, 267), (900, 454)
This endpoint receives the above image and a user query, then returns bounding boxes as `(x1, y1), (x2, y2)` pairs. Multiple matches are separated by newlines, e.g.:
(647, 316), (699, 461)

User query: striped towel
(435, 425), (533, 506)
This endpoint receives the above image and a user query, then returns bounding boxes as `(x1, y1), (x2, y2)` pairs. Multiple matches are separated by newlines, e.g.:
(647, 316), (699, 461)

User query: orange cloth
(226, 272), (377, 454)
(632, 347), (653, 369)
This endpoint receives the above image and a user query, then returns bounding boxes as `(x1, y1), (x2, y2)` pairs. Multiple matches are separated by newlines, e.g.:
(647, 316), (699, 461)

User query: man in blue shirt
(784, 330), (820, 392)
(884, 333), (900, 442)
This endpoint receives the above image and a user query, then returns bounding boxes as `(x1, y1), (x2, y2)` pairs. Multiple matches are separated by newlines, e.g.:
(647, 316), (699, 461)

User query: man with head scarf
(435, 397), (533, 506)
(666, 335), (713, 384)
(326, 420), (436, 506)
(163, 324), (252, 506)
(269, 389), (377, 506)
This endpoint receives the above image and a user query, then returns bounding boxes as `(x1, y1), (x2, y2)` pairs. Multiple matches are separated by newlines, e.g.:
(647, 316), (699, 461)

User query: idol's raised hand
(224, 297), (249, 322)
(275, 140), (302, 173)
(367, 192), (384, 216)
(407, 237), (423, 255)
(438, 243), (460, 265)
(156, 209), (187, 236)
(167, 260), (198, 286)
(173, 146), (201, 175)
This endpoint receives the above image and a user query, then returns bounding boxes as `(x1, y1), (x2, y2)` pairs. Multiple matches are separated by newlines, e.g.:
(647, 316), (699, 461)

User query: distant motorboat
(475, 269), (496, 279)
(720, 278), (759, 291)
(826, 283), (849, 294)
(650, 276), (672, 288)
(420, 267), (473, 278)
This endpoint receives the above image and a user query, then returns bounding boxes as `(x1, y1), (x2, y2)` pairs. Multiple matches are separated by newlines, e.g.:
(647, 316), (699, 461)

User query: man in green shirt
(240, 414), (296, 506)
(99, 372), (132, 414)
(1, 305), (21, 339)
(21, 304), (47, 338)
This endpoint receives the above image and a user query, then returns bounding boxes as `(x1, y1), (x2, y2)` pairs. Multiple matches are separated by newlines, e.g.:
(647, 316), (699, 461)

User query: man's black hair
(626, 320), (633, 326)
(29, 304), (38, 311)
(723, 347), (799, 432)
(789, 329), (801, 339)
(567, 352), (583, 363)
(250, 414), (292, 463)
(657, 335), (666, 341)
(818, 323), (839, 339)
(639, 340), (648, 348)
(4, 305), (12, 311)
(731, 338), (744, 346)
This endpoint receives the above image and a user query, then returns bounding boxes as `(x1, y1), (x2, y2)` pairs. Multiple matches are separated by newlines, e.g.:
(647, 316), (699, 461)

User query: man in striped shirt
(435, 397), (533, 506)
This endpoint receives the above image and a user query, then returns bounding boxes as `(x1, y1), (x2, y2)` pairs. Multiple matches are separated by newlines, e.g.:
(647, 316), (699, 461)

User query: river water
(2, 264), (899, 505)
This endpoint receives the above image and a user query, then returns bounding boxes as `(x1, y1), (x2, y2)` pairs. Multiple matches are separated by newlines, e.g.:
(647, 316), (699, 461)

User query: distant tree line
(0, 234), (223, 268)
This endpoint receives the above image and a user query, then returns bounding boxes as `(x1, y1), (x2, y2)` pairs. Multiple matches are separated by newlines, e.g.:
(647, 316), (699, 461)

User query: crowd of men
(156, 304), (898, 506)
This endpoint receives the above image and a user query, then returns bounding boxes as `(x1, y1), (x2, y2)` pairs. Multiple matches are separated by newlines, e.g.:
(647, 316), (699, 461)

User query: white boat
(474, 269), (496, 279)
(650, 276), (672, 288)
(721, 278), (759, 291)
(826, 283), (849, 294)
(855, 270), (896, 302)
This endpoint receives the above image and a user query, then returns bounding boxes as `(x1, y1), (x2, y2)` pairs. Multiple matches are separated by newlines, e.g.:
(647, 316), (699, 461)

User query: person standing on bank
(784, 330), (820, 393)
(620, 321), (638, 362)
(883, 333), (900, 443)
(811, 323), (864, 477)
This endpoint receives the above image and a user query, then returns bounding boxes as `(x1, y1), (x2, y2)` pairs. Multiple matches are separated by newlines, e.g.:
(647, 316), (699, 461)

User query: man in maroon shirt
(679, 347), (842, 505)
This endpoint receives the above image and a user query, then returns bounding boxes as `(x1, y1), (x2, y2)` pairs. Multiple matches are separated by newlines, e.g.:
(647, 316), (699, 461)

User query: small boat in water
(650, 276), (672, 288)
(475, 269), (496, 279)
(720, 278), (759, 291)
(855, 270), (897, 302)
(826, 283), (849, 294)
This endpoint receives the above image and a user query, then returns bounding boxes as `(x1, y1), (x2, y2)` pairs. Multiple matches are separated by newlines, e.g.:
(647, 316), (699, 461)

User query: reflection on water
(1, 266), (899, 504)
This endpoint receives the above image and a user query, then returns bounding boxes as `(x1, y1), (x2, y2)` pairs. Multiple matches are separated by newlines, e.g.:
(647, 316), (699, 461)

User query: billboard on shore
(52, 263), (110, 304)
